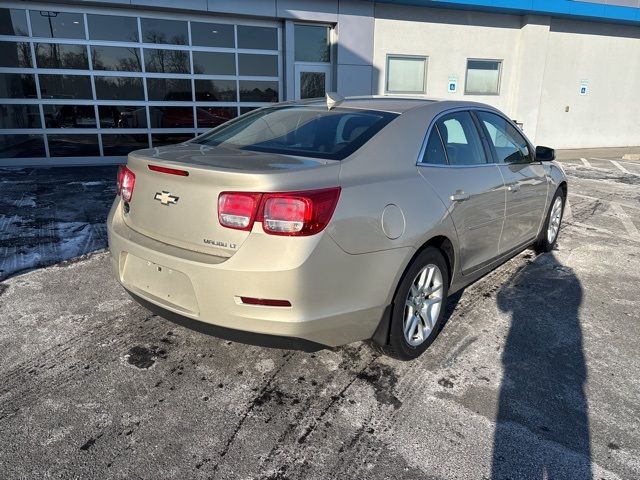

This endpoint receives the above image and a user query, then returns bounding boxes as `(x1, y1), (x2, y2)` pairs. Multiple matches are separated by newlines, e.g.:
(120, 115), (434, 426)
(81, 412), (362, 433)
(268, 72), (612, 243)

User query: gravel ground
(0, 155), (639, 479)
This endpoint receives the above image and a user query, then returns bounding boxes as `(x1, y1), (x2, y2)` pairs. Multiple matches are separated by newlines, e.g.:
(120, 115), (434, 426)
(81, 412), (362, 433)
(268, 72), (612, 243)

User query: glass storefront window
(238, 54), (278, 77)
(194, 79), (237, 102)
(191, 22), (234, 48)
(92, 46), (142, 71)
(43, 104), (96, 128)
(30, 11), (85, 39)
(47, 134), (99, 157)
(94, 76), (145, 100)
(237, 26), (277, 50)
(144, 48), (190, 73)
(0, 9), (29, 36)
(239, 80), (278, 102)
(149, 106), (194, 128)
(465, 59), (502, 95)
(196, 107), (237, 128)
(386, 55), (427, 94)
(193, 51), (235, 75)
(0, 104), (41, 129)
(0, 134), (45, 158)
(294, 25), (330, 63)
(98, 105), (147, 128)
(146, 78), (192, 101)
(0, 41), (32, 68)
(35, 43), (88, 69)
(102, 133), (149, 156)
(39, 74), (93, 99)
(87, 14), (139, 42)
(141, 18), (188, 45)
(0, 73), (36, 98)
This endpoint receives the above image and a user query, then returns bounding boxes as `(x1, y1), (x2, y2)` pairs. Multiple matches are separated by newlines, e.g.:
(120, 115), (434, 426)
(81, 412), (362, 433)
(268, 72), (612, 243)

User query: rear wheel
(534, 189), (565, 253)
(381, 248), (449, 361)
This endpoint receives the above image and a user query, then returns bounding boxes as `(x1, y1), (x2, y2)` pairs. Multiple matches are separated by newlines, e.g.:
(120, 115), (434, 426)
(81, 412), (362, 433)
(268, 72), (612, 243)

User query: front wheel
(534, 189), (565, 253)
(381, 247), (449, 361)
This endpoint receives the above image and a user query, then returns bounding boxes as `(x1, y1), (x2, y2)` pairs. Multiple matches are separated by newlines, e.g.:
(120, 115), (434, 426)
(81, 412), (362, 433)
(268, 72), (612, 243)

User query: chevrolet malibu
(107, 97), (567, 360)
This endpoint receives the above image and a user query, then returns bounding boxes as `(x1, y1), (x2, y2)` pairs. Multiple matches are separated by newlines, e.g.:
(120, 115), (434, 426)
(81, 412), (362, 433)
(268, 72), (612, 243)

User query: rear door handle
(450, 192), (470, 202)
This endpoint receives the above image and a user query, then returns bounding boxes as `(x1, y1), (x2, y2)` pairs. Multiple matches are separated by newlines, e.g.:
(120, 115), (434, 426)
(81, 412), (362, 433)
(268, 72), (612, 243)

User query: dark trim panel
(127, 291), (328, 353)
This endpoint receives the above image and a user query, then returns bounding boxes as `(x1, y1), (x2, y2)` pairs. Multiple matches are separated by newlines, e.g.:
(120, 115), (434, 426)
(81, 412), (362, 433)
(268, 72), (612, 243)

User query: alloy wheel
(403, 264), (444, 347)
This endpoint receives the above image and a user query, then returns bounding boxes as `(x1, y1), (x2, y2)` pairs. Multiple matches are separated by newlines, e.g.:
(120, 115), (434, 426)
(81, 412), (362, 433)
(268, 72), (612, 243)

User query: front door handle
(507, 183), (521, 192)
(450, 191), (470, 202)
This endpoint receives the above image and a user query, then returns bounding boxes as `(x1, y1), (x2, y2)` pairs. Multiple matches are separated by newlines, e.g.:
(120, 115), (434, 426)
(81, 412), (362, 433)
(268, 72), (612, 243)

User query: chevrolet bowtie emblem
(154, 191), (179, 206)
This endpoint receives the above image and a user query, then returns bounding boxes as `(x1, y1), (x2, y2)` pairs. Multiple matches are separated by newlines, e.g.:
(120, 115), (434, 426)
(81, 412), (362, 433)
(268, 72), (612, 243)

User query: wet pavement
(0, 154), (639, 479)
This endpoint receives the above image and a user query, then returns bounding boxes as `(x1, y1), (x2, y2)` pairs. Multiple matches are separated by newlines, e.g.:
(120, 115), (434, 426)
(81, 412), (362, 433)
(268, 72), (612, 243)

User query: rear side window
(476, 111), (532, 164)
(192, 106), (398, 160)
(421, 126), (447, 165)
(435, 112), (486, 165)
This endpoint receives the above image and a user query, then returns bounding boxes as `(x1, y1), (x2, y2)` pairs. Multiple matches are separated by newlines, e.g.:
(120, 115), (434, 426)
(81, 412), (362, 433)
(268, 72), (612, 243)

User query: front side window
(193, 106), (397, 161)
(465, 59), (502, 95)
(386, 55), (427, 94)
(477, 111), (531, 164)
(435, 111), (486, 165)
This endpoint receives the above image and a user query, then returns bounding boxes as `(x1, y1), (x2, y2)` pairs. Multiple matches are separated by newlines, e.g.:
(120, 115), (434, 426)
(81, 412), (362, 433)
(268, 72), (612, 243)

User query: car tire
(381, 247), (450, 361)
(534, 188), (565, 253)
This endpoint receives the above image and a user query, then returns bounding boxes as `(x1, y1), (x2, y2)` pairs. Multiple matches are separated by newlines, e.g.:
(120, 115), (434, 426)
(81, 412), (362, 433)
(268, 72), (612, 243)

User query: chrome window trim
(416, 106), (533, 168)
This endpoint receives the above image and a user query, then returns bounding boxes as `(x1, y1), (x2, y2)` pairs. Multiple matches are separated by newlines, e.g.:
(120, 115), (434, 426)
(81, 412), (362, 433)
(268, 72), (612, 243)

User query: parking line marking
(610, 160), (631, 174)
(571, 193), (640, 210)
(610, 203), (639, 237)
(568, 221), (640, 244)
(580, 158), (592, 168)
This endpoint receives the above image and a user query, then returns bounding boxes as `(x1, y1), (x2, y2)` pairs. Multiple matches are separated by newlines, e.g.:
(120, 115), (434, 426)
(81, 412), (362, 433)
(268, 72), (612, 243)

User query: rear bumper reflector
(239, 297), (292, 307)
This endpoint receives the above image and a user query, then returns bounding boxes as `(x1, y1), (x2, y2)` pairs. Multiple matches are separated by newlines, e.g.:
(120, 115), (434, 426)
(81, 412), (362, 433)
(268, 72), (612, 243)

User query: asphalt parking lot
(1, 154), (639, 479)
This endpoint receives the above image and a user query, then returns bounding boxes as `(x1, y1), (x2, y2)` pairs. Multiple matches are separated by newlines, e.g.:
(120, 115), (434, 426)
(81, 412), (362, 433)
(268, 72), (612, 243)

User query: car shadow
(491, 252), (592, 478)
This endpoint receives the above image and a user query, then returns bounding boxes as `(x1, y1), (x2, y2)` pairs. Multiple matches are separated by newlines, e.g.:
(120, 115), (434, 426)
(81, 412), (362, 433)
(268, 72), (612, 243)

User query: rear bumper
(107, 200), (412, 347)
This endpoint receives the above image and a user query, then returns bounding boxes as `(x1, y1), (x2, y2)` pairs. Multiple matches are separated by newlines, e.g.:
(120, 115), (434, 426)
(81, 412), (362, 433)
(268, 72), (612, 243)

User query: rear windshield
(191, 105), (398, 160)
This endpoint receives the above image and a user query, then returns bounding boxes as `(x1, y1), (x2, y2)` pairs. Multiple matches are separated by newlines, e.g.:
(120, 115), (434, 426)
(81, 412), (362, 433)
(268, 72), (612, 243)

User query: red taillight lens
(218, 192), (262, 231)
(148, 164), (189, 176)
(117, 166), (136, 203)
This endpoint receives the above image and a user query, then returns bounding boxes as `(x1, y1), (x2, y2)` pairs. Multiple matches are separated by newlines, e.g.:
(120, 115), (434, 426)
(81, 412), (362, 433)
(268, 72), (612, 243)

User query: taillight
(218, 192), (262, 231)
(217, 187), (341, 236)
(117, 166), (136, 203)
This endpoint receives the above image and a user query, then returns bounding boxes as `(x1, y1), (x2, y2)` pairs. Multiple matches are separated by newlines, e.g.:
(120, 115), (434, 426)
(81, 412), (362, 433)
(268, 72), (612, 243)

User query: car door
(474, 110), (549, 254)
(418, 110), (506, 275)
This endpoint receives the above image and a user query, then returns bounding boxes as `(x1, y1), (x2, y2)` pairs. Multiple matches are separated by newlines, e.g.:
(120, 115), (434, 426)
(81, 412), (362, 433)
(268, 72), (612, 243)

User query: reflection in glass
(38, 75), (92, 99)
(238, 54), (278, 77)
(144, 48), (190, 73)
(195, 79), (237, 101)
(92, 46), (142, 71)
(48, 134), (100, 157)
(239, 80), (278, 102)
(141, 18), (187, 45)
(294, 25), (330, 62)
(95, 76), (144, 100)
(87, 14), (139, 42)
(152, 133), (194, 147)
(0, 73), (36, 98)
(0, 134), (45, 158)
(30, 11), (85, 39)
(149, 106), (194, 128)
(43, 104), (96, 128)
(196, 107), (237, 128)
(191, 22), (234, 48)
(193, 51), (235, 75)
(102, 134), (149, 156)
(35, 43), (88, 69)
(98, 105), (147, 128)
(0, 104), (41, 128)
(0, 41), (32, 68)
(146, 78), (192, 101)
(0, 9), (29, 36)
(300, 72), (325, 99)
(240, 106), (258, 115)
(237, 26), (277, 50)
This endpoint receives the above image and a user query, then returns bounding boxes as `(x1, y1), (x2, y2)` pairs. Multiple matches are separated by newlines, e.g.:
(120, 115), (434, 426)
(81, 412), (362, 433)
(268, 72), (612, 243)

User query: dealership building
(0, 0), (639, 166)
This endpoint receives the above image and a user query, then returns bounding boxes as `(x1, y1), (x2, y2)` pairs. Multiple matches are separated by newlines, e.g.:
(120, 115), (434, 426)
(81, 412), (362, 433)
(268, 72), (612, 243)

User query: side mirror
(535, 146), (555, 162)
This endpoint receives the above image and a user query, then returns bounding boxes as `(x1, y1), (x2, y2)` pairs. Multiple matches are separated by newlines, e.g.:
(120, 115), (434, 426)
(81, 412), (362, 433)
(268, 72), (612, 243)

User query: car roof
(291, 96), (490, 114)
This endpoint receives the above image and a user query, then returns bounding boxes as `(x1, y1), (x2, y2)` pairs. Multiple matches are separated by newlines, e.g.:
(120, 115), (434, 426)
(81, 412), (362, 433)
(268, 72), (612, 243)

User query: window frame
(385, 54), (428, 95)
(464, 58), (503, 96)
